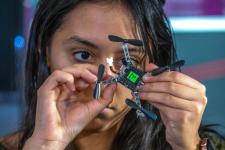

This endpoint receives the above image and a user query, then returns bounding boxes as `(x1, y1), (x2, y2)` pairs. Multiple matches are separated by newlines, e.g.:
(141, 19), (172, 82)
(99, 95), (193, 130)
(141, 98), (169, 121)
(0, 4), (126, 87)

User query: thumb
(101, 83), (117, 103)
(86, 83), (116, 117)
(145, 63), (158, 72)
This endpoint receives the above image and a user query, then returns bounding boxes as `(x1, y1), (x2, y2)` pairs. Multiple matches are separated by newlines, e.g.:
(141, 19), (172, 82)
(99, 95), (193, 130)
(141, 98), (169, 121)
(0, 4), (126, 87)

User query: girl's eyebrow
(64, 35), (143, 55)
(64, 35), (100, 49)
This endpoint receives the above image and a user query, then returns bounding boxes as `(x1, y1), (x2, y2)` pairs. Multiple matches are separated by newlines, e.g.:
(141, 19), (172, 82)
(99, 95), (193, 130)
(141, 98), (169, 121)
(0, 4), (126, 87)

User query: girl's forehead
(57, 2), (136, 42)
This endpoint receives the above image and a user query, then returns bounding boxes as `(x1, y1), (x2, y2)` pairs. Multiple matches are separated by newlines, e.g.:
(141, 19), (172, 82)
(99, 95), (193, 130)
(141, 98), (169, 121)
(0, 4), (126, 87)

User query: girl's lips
(96, 106), (116, 119)
(106, 105), (115, 109)
(102, 107), (113, 112)
(103, 105), (116, 112)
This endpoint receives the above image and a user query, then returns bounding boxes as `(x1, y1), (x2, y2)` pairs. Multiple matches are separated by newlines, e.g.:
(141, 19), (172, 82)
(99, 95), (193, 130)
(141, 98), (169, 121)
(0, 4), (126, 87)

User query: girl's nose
(100, 57), (117, 80)
(102, 65), (115, 80)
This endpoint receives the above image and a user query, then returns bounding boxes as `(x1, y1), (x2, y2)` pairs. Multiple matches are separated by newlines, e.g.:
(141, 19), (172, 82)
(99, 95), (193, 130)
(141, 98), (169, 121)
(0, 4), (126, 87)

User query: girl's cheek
(115, 84), (132, 100)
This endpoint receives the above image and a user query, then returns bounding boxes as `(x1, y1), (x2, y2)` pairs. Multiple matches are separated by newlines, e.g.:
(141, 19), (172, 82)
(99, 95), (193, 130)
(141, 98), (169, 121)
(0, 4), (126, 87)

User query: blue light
(169, 16), (225, 33)
(14, 35), (25, 49)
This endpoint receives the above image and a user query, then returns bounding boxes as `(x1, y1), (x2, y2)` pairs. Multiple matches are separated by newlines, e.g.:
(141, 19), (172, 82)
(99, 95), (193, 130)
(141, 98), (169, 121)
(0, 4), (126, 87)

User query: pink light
(183, 59), (225, 81)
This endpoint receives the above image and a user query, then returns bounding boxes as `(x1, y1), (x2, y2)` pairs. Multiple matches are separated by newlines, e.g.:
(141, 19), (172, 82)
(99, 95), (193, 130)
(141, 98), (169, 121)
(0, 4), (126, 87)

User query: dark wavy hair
(19, 0), (177, 149)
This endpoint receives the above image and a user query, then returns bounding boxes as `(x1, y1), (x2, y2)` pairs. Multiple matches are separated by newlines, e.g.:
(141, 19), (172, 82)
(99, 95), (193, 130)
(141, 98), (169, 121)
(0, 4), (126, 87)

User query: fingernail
(93, 76), (98, 81)
(83, 83), (89, 88)
(142, 74), (152, 81)
(72, 85), (76, 91)
(112, 84), (117, 91)
(139, 92), (143, 98)
(136, 85), (143, 90)
(131, 91), (133, 96)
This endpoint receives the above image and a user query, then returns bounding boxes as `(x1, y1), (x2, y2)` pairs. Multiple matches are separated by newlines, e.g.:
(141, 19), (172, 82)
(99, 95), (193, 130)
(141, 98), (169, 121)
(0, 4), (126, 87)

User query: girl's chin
(97, 107), (116, 119)
(83, 117), (117, 133)
(83, 108), (130, 133)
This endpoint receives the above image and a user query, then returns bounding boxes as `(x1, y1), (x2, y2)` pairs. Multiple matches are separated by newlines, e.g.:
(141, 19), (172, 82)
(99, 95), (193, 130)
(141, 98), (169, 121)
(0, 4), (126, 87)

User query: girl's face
(48, 2), (145, 132)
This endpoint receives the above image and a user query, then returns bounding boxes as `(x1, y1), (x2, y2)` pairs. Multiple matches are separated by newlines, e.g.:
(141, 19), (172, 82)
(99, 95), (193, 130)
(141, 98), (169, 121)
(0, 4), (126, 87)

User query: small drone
(93, 35), (185, 120)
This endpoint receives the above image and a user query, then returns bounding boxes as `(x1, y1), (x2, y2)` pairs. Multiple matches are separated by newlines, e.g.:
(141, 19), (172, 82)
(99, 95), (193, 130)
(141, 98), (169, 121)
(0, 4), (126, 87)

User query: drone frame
(93, 35), (185, 121)
(93, 35), (158, 120)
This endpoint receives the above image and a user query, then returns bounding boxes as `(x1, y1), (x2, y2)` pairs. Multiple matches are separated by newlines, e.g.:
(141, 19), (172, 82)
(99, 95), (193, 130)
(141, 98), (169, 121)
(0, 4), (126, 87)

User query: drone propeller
(93, 64), (105, 99)
(150, 60), (185, 76)
(170, 59), (185, 68)
(125, 99), (158, 120)
(108, 35), (143, 47)
(97, 64), (105, 81)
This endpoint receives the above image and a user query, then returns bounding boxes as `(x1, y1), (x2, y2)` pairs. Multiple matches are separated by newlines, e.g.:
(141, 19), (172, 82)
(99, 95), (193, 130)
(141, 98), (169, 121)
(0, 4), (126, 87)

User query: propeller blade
(108, 35), (143, 47)
(126, 39), (143, 47)
(125, 99), (140, 110)
(108, 35), (124, 42)
(97, 64), (105, 83)
(171, 60), (185, 68)
(93, 83), (101, 99)
(150, 66), (169, 76)
(149, 60), (185, 76)
(140, 106), (158, 121)
(125, 99), (157, 120)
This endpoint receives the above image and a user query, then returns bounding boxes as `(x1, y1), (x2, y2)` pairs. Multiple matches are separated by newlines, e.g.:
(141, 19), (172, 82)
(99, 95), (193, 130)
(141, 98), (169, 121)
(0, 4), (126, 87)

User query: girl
(1, 0), (224, 149)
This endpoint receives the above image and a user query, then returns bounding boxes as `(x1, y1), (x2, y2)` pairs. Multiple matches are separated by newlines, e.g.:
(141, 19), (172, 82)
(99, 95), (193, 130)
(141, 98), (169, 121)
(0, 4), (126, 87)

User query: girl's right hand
(23, 64), (116, 150)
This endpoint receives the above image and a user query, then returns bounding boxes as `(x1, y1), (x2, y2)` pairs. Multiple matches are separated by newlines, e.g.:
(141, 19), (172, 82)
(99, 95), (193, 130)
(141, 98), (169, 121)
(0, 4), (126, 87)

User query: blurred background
(0, 0), (225, 136)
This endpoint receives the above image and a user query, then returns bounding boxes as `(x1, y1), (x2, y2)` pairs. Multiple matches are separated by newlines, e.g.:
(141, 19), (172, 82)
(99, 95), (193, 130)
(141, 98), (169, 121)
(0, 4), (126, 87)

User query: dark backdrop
(0, 0), (23, 91)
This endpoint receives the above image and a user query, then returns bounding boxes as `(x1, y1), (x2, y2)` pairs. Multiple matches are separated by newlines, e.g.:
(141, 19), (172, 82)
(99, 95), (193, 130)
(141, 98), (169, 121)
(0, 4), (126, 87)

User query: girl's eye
(131, 58), (139, 65)
(72, 51), (92, 62)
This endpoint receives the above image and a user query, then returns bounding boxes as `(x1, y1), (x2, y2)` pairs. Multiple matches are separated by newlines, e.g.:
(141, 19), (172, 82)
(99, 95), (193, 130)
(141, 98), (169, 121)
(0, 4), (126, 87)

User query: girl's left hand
(138, 64), (207, 150)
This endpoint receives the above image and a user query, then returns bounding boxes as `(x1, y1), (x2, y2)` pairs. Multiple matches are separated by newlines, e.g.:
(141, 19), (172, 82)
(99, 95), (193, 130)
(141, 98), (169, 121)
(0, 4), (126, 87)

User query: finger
(150, 102), (195, 125)
(74, 80), (90, 92)
(145, 63), (158, 72)
(64, 83), (117, 136)
(71, 64), (99, 75)
(57, 84), (72, 101)
(63, 67), (97, 84)
(140, 92), (196, 112)
(142, 71), (206, 94)
(101, 83), (117, 102)
(158, 110), (169, 126)
(41, 70), (75, 92)
(139, 82), (202, 101)
(85, 83), (117, 117)
(65, 64), (107, 81)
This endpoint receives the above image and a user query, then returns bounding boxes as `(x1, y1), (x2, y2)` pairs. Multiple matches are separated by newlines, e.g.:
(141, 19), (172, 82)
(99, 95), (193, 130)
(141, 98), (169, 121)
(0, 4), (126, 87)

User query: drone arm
(93, 77), (118, 99)
(132, 89), (142, 106)
(122, 43), (133, 66)
(101, 77), (118, 84)
(130, 89), (158, 120)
